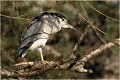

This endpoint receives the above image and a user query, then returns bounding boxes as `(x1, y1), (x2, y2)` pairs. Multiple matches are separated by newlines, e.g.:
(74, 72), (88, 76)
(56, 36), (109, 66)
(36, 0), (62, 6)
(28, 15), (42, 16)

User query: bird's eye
(62, 18), (65, 21)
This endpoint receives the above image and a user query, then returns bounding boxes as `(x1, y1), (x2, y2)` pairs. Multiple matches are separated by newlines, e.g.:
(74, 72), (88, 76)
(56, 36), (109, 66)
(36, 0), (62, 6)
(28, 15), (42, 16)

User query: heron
(17, 12), (76, 63)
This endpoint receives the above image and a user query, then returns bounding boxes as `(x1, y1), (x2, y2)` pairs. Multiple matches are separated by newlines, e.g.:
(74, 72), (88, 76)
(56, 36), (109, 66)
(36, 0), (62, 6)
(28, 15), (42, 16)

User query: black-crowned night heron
(17, 12), (76, 63)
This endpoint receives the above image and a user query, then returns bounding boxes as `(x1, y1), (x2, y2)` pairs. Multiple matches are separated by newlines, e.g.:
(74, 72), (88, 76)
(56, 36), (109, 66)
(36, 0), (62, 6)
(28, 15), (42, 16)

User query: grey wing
(21, 19), (43, 40)
(17, 19), (47, 57)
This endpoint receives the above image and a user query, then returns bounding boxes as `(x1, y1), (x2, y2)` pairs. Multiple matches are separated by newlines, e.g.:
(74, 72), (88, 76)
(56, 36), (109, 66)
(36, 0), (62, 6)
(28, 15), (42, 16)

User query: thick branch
(71, 39), (120, 72)
(79, 39), (119, 63)
(1, 38), (119, 78)
(55, 39), (120, 73)
(1, 59), (73, 78)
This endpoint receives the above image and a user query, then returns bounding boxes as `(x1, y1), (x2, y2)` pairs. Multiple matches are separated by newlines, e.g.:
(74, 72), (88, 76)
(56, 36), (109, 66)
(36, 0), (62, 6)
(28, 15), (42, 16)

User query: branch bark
(1, 39), (119, 78)
(71, 39), (120, 72)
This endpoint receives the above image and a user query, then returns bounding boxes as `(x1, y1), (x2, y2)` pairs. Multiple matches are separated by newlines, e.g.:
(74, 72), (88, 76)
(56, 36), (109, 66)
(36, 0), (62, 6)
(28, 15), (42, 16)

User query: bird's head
(36, 12), (77, 31)
(58, 17), (77, 31)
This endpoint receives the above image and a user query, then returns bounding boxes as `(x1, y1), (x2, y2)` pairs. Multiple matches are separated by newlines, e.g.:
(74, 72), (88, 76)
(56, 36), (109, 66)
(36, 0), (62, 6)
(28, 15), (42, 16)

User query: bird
(17, 12), (77, 63)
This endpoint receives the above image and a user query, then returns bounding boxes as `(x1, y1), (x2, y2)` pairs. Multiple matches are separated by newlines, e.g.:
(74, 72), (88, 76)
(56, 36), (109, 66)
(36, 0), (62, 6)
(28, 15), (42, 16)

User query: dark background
(1, 1), (119, 79)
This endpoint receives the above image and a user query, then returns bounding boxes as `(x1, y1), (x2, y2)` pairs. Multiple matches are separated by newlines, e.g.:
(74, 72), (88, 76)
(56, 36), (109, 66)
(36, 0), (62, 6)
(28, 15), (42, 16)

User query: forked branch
(1, 38), (119, 77)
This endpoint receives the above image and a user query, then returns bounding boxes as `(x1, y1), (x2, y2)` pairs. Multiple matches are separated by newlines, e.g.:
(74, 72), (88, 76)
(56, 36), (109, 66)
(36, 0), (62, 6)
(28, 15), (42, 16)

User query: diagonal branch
(80, 39), (119, 62)
(71, 39), (120, 72)
(69, 25), (90, 59)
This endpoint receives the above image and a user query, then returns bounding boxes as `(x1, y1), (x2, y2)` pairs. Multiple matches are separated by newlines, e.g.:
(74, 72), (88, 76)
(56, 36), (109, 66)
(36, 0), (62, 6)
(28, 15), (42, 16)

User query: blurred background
(1, 1), (119, 79)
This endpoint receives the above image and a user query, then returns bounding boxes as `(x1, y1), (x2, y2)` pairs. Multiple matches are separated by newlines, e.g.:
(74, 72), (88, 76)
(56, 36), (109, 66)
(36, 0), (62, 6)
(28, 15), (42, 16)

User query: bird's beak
(68, 24), (77, 31)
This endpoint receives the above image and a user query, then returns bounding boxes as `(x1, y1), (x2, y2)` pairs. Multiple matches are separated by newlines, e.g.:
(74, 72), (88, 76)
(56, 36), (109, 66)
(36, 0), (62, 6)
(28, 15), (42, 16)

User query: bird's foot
(41, 60), (49, 65)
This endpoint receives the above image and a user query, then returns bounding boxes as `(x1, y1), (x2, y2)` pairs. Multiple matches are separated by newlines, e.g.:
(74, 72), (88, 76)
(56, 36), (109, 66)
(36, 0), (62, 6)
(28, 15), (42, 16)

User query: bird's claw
(41, 60), (49, 65)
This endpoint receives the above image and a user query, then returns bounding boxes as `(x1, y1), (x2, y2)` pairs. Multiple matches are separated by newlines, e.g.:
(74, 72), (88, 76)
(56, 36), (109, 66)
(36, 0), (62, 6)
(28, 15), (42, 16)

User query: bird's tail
(19, 52), (27, 57)
(17, 48), (28, 57)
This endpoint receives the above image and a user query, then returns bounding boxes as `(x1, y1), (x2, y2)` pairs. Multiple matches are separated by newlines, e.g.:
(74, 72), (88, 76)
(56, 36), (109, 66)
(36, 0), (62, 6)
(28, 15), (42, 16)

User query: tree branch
(1, 38), (119, 78)
(71, 39), (120, 72)
(1, 24), (90, 78)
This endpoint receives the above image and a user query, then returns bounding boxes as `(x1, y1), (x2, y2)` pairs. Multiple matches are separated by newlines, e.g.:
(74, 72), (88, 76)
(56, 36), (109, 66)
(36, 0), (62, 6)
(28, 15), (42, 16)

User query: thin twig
(66, 0), (107, 35)
(14, 1), (21, 23)
(80, 1), (117, 54)
(10, 24), (20, 40)
(0, 14), (30, 20)
(84, 0), (119, 22)
(18, 1), (31, 20)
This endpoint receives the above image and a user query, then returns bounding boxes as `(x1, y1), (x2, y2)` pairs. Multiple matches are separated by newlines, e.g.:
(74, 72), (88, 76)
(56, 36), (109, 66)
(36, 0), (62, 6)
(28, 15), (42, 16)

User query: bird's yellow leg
(40, 50), (44, 61)
(39, 48), (49, 64)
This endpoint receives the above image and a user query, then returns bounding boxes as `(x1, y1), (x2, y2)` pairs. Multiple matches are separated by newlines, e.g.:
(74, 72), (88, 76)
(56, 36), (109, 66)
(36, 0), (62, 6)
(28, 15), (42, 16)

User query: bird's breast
(29, 39), (47, 51)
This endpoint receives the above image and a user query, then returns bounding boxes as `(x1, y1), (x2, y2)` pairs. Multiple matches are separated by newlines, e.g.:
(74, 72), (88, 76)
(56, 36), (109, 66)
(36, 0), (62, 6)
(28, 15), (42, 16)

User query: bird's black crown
(34, 12), (66, 20)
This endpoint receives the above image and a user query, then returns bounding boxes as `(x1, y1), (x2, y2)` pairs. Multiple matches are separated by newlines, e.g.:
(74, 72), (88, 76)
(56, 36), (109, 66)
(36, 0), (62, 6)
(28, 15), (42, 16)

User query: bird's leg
(39, 48), (49, 64)
(39, 48), (44, 61)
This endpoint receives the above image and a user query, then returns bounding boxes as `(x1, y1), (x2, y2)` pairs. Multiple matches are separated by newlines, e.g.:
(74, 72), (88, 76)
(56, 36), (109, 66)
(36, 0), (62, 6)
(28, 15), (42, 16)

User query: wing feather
(17, 12), (62, 57)
(17, 19), (49, 57)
